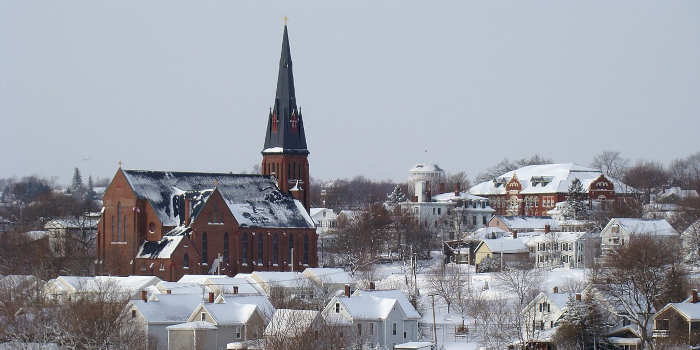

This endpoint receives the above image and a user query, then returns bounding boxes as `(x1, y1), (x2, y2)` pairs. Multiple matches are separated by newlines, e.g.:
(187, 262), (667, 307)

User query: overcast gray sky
(1, 0), (698, 185)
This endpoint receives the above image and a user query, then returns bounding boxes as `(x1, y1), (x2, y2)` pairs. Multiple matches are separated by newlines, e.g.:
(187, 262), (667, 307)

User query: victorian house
(469, 163), (639, 216)
(96, 24), (317, 281)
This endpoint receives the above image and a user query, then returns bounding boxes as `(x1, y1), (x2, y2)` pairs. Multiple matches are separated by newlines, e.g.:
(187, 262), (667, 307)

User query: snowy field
(367, 251), (588, 349)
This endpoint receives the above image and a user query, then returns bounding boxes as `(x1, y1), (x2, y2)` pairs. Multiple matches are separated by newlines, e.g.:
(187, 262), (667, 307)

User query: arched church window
(201, 232), (208, 264)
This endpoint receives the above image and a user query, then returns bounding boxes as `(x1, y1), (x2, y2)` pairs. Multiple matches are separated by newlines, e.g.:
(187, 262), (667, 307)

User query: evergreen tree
(87, 175), (97, 200)
(386, 185), (407, 204)
(554, 294), (611, 349)
(564, 178), (589, 220)
(71, 167), (83, 193)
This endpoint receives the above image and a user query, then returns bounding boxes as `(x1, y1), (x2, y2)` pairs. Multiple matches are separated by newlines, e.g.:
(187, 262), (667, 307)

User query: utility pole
(430, 294), (438, 346)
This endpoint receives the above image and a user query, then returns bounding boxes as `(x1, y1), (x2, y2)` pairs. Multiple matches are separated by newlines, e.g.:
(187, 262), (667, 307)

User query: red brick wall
(261, 154), (310, 212)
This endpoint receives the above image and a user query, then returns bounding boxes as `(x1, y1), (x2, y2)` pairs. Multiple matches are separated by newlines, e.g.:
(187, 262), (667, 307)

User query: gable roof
(477, 238), (529, 254)
(120, 170), (313, 228)
(193, 300), (259, 325)
(302, 268), (353, 286)
(353, 289), (421, 319)
(264, 309), (319, 337)
(335, 294), (398, 320)
(493, 216), (559, 231)
(607, 218), (679, 236)
(470, 163), (638, 195)
(657, 301), (700, 321)
(131, 293), (204, 324)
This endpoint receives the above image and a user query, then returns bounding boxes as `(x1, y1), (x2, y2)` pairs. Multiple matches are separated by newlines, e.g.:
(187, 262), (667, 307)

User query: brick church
(96, 24), (317, 281)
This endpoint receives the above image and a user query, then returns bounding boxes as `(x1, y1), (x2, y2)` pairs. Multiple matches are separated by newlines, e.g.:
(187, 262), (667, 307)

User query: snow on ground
(365, 251), (588, 348)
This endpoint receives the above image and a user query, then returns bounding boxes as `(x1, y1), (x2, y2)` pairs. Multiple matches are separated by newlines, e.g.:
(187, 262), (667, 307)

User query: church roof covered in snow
(121, 170), (313, 229)
(469, 163), (639, 196)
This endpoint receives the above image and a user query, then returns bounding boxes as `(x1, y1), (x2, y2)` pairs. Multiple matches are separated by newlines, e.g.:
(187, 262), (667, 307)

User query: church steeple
(261, 22), (311, 212)
(263, 24), (308, 154)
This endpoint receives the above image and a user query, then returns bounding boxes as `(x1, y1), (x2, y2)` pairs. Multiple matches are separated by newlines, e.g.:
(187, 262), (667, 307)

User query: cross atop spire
(262, 23), (308, 155)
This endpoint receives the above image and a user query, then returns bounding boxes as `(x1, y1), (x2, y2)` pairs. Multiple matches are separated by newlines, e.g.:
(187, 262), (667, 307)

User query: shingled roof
(121, 170), (313, 228)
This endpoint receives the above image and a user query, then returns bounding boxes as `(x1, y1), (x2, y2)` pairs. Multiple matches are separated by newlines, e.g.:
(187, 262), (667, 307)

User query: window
(241, 234), (248, 264)
(482, 216), (487, 225)
(183, 254), (189, 269)
(223, 232), (229, 262)
(288, 235), (294, 264)
(656, 319), (669, 330)
(117, 203), (122, 241)
(257, 234), (263, 265)
(370, 322), (374, 335)
(131, 309), (136, 318)
(392, 323), (397, 335)
(303, 235), (309, 265)
(611, 225), (619, 233)
(273, 234), (279, 265)
(201, 232), (208, 264)
(357, 323), (362, 336)
(234, 326), (241, 339)
(122, 215), (127, 241)
(437, 208), (441, 215)
(472, 216), (476, 225)
(335, 303), (340, 313)
(111, 215), (115, 241)
(201, 313), (206, 321)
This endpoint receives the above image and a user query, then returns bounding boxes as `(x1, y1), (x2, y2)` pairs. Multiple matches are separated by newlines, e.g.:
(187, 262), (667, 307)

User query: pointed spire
(263, 22), (308, 155)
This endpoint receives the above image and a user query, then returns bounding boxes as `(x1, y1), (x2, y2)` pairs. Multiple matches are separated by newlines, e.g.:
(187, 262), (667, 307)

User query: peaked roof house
(95, 24), (318, 282)
(186, 294), (268, 348)
(600, 218), (679, 256)
(322, 288), (421, 350)
(128, 293), (205, 350)
(473, 237), (530, 267)
(652, 290), (700, 346)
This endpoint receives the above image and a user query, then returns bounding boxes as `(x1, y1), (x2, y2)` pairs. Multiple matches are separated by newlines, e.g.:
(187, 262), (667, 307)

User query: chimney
(439, 182), (446, 194)
(344, 284), (350, 297)
(693, 289), (698, 303)
(141, 290), (147, 302)
(233, 286), (239, 295)
(544, 225), (551, 234)
(513, 231), (518, 239)
(369, 281), (375, 290)
(575, 293), (581, 301)
(166, 289), (172, 295)
(208, 292), (215, 303)
(553, 286), (558, 294)
(455, 183), (460, 197)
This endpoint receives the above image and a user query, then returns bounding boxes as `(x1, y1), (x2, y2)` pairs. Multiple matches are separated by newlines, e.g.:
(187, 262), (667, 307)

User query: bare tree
(591, 150), (629, 180)
(493, 265), (544, 307)
(592, 236), (687, 349)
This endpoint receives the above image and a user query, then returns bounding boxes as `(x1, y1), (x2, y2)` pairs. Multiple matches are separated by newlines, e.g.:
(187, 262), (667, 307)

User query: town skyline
(1, 1), (699, 184)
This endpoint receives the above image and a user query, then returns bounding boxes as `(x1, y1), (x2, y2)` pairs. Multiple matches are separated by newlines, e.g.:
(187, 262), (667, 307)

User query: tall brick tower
(262, 23), (310, 212)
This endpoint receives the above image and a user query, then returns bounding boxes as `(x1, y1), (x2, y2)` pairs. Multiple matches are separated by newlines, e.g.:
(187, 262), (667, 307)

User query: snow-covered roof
(472, 227), (508, 239)
(353, 289), (421, 319)
(264, 309), (319, 337)
(526, 232), (584, 244)
(656, 187), (699, 201)
(478, 238), (529, 254)
(44, 217), (100, 230)
(302, 268), (353, 286)
(177, 275), (216, 284)
(131, 293), (204, 324)
(251, 271), (311, 289)
(608, 218), (679, 236)
(167, 321), (217, 330)
(470, 163), (638, 195)
(155, 281), (210, 295)
(195, 299), (259, 325)
(48, 275), (161, 295)
(493, 216), (560, 231)
(221, 295), (275, 322)
(409, 163), (444, 174)
(121, 170), (314, 228)
(203, 277), (264, 295)
(662, 302), (700, 321)
(136, 234), (185, 259)
(336, 294), (398, 320)
(24, 230), (49, 241)
(432, 191), (488, 202)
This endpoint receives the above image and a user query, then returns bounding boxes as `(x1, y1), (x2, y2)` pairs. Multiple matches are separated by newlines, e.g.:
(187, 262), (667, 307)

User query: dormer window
(335, 303), (340, 313)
